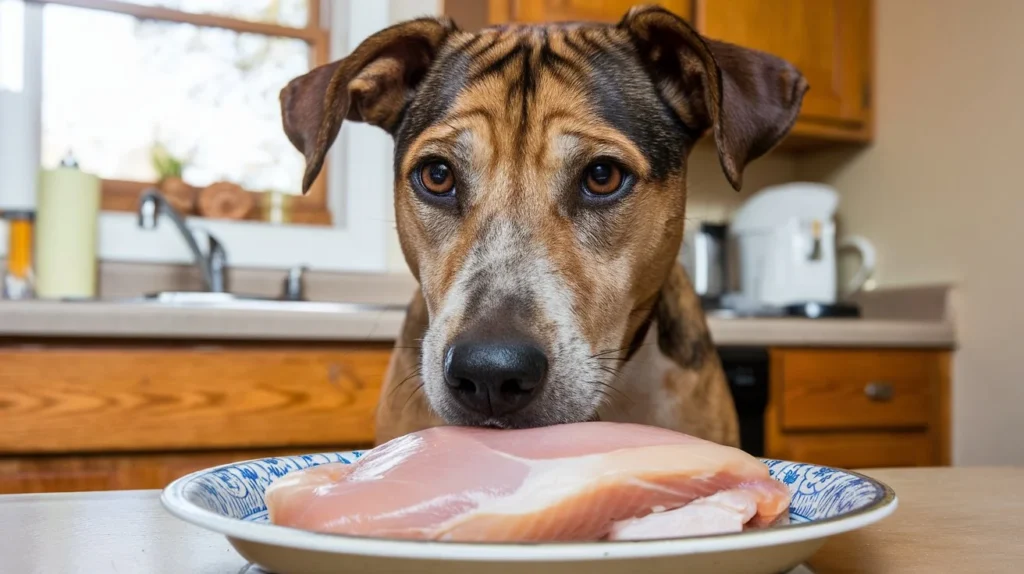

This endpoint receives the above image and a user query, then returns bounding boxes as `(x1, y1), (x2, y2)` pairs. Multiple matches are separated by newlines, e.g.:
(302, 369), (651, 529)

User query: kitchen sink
(90, 291), (407, 314)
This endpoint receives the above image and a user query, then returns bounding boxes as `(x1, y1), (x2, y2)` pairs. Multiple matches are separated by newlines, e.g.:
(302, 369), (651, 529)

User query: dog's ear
(281, 17), (456, 193)
(619, 6), (808, 190)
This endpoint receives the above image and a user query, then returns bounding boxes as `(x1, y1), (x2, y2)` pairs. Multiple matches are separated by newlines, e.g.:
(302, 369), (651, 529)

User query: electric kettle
(729, 183), (876, 309)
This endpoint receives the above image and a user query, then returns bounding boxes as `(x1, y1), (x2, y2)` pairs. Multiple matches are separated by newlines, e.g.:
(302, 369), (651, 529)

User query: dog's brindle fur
(280, 6), (807, 446)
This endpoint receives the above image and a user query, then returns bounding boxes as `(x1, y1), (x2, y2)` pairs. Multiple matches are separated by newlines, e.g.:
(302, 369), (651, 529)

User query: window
(35, 0), (332, 224)
(2, 0), (411, 273)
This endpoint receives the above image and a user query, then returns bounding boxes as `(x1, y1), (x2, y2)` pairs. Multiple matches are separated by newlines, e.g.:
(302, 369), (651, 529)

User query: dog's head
(281, 6), (806, 429)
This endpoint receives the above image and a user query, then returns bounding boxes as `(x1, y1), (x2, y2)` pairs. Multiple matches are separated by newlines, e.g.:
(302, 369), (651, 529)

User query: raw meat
(607, 490), (759, 540)
(265, 422), (790, 542)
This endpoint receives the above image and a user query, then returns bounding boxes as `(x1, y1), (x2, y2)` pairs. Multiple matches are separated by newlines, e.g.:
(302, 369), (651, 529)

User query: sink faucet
(138, 187), (227, 293)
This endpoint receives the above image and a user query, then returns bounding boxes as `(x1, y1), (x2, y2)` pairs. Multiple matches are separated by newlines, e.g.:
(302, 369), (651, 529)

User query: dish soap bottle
(1, 210), (35, 299)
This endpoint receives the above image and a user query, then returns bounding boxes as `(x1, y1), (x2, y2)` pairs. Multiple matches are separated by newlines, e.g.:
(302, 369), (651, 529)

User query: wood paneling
(0, 346), (390, 454)
(777, 349), (934, 431)
(0, 448), (324, 494)
(488, 0), (691, 24)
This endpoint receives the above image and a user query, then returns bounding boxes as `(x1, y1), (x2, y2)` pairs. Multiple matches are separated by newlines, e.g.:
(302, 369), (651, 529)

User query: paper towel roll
(34, 166), (101, 299)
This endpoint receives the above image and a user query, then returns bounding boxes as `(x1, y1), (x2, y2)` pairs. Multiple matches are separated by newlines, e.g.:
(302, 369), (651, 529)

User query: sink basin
(101, 291), (407, 314)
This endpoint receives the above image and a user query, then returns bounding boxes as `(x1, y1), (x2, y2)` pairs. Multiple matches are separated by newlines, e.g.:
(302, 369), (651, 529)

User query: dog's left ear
(620, 6), (808, 190)
(281, 17), (456, 193)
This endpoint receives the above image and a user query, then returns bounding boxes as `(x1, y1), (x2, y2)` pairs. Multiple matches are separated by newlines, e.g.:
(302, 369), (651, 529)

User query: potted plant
(151, 143), (196, 214)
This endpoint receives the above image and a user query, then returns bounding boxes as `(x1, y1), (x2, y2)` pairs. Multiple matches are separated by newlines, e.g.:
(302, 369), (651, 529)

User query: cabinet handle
(864, 381), (894, 402)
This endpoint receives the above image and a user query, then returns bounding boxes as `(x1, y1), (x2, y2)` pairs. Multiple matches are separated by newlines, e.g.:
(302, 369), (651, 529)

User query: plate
(161, 452), (896, 574)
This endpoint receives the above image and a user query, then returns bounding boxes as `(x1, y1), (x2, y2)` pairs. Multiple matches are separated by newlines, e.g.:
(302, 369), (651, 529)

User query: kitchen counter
(0, 467), (1018, 574)
(0, 299), (955, 348)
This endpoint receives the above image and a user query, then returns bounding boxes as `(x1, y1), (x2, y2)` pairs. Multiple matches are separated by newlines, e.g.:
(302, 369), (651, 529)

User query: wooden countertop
(0, 467), (1016, 574)
(808, 467), (1023, 573)
(0, 299), (955, 348)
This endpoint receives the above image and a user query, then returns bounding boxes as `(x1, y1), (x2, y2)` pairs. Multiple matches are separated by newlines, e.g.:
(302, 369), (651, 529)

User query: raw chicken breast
(266, 422), (790, 542)
(607, 490), (759, 540)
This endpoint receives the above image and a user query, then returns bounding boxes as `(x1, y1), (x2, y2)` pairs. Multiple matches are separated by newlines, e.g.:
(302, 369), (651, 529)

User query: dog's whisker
(587, 379), (633, 407)
(402, 382), (425, 411)
(589, 347), (629, 359)
(389, 368), (423, 398)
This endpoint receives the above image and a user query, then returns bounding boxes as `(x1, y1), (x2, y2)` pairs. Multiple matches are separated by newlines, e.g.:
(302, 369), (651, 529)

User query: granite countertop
(0, 299), (956, 348)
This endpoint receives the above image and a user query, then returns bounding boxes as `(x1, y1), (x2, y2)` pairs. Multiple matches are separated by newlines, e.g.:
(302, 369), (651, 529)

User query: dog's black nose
(444, 340), (548, 417)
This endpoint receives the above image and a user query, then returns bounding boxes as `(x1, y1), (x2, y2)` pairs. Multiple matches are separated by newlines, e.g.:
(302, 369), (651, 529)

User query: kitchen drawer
(769, 432), (934, 469)
(775, 349), (936, 431)
(0, 344), (391, 454)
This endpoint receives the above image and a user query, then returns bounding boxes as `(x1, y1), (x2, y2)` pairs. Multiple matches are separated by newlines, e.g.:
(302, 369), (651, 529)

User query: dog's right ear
(281, 17), (456, 193)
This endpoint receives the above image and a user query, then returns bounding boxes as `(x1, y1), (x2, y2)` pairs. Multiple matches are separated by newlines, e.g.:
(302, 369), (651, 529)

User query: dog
(280, 5), (807, 447)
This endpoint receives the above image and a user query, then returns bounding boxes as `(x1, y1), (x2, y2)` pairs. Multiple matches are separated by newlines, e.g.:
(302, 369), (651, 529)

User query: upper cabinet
(487, 1), (692, 23)
(697, 0), (873, 144)
(448, 0), (874, 146)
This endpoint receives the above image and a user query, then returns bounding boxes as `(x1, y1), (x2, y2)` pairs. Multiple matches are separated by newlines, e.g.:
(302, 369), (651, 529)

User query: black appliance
(717, 347), (770, 457)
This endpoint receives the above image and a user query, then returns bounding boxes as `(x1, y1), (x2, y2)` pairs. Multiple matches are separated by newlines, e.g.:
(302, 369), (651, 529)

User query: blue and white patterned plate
(162, 453), (896, 574)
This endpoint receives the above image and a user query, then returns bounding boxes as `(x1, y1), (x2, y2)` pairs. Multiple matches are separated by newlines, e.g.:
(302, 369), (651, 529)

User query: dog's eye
(582, 161), (625, 195)
(419, 161), (455, 195)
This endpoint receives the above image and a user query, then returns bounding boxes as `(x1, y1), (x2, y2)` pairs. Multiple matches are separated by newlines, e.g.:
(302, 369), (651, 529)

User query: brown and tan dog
(280, 6), (807, 447)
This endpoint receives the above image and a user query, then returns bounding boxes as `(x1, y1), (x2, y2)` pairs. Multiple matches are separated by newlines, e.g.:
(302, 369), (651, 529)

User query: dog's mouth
(442, 409), (556, 431)
(433, 388), (605, 431)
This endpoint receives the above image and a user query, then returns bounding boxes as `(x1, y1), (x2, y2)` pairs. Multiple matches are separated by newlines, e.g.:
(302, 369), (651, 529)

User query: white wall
(797, 0), (1024, 465)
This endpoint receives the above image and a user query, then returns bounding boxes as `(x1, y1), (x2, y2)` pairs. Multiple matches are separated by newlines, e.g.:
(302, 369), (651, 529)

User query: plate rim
(160, 452), (897, 562)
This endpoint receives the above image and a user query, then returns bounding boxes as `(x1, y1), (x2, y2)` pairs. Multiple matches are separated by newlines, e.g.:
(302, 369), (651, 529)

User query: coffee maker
(728, 183), (876, 318)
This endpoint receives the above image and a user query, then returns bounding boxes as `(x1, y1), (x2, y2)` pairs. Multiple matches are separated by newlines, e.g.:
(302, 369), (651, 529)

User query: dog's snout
(444, 340), (548, 417)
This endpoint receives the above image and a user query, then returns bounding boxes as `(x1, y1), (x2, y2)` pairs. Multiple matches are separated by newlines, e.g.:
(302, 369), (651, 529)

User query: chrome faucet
(137, 187), (228, 293)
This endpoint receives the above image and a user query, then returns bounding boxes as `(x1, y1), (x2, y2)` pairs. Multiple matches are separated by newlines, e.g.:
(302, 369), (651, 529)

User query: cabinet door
(698, 0), (871, 130)
(492, 1), (692, 24)
(0, 345), (390, 454)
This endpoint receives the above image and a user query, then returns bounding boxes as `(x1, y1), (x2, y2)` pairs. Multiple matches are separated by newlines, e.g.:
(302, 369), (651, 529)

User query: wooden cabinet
(487, 0), (692, 23)
(0, 341), (391, 494)
(0, 449), (313, 495)
(696, 0), (873, 143)
(0, 339), (949, 494)
(450, 0), (874, 145)
(766, 348), (951, 469)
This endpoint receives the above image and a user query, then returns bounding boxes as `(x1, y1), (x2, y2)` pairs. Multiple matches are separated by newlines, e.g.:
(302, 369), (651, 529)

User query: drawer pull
(864, 382), (894, 402)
